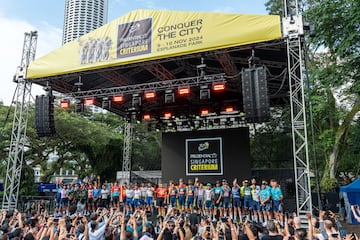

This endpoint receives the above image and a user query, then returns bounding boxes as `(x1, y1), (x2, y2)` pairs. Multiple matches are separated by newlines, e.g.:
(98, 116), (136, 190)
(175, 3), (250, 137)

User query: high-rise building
(62, 0), (108, 45)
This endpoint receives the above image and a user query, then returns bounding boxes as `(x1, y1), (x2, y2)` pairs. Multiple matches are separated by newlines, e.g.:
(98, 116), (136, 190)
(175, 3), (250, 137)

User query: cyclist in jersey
(222, 180), (231, 218)
(212, 180), (223, 220)
(140, 182), (147, 207)
(196, 182), (205, 214)
(186, 180), (195, 211)
(125, 184), (134, 214)
(232, 178), (242, 222)
(260, 181), (271, 223)
(146, 182), (155, 213)
(133, 184), (142, 210)
(204, 183), (213, 217)
(250, 178), (261, 223)
(177, 180), (187, 211)
(111, 181), (121, 208)
(270, 179), (283, 223)
(87, 183), (94, 213)
(167, 182), (178, 208)
(155, 183), (167, 216)
(243, 180), (252, 221)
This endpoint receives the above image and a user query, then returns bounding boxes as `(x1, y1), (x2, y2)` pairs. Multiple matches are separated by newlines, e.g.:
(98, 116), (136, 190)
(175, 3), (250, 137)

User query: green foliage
(320, 177), (337, 192)
(250, 107), (293, 169)
(265, 0), (360, 188)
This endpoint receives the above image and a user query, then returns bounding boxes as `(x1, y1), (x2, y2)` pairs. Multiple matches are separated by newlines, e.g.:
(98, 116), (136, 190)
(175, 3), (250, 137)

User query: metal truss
(144, 63), (176, 81)
(68, 73), (225, 99)
(97, 70), (130, 86)
(2, 31), (38, 210)
(121, 120), (134, 183)
(214, 49), (238, 76)
(283, 0), (312, 217)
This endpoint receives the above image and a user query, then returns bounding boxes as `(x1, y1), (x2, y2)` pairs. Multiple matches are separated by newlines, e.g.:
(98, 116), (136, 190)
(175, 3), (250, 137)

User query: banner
(27, 9), (281, 79)
(186, 137), (223, 175)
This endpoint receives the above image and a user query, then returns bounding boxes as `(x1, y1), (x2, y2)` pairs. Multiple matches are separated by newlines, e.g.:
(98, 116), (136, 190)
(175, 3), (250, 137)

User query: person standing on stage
(232, 178), (242, 222)
(111, 181), (121, 208)
(140, 182), (147, 207)
(155, 183), (167, 216)
(204, 183), (213, 217)
(167, 181), (178, 208)
(133, 183), (142, 210)
(125, 184), (134, 214)
(146, 182), (155, 213)
(222, 180), (231, 218)
(243, 179), (253, 221)
(177, 179), (187, 211)
(196, 182), (205, 214)
(251, 178), (261, 223)
(260, 181), (271, 223)
(186, 180), (195, 211)
(213, 180), (224, 220)
(270, 179), (284, 224)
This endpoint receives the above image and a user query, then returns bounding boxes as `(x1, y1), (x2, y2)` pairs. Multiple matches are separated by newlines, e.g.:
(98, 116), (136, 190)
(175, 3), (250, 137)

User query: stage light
(102, 97), (110, 109)
(165, 90), (175, 104)
(212, 83), (225, 92)
(132, 94), (141, 108)
(200, 86), (210, 100)
(225, 106), (234, 112)
(84, 98), (94, 105)
(164, 112), (172, 118)
(201, 109), (209, 115)
(144, 91), (156, 99)
(178, 87), (190, 96)
(113, 95), (123, 103)
(60, 99), (70, 109)
(143, 114), (151, 120)
(75, 99), (83, 112)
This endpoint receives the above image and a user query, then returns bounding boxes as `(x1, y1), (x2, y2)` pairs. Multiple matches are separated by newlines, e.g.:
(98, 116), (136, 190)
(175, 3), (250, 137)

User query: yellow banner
(27, 10), (281, 79)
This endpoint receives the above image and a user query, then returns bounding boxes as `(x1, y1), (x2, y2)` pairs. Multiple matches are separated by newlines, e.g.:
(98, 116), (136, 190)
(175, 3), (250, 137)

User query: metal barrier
(17, 195), (56, 214)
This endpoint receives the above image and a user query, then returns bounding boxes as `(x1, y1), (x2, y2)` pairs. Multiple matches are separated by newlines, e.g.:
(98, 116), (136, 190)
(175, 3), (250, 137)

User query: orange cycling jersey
(156, 187), (167, 198)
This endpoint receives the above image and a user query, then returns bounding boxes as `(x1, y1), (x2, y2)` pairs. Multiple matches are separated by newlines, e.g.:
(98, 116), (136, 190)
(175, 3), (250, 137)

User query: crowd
(0, 176), (359, 240)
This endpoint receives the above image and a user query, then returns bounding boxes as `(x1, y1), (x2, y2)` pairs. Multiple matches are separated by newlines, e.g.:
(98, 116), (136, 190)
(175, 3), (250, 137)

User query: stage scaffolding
(3, 2), (312, 219)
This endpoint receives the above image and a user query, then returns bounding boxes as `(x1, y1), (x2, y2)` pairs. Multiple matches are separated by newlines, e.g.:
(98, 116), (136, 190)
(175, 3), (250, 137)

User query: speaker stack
(241, 66), (270, 123)
(35, 95), (56, 137)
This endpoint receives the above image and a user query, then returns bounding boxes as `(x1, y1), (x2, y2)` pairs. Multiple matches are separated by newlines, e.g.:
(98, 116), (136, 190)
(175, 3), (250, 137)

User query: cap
(244, 180), (249, 183)
(207, 183), (212, 186)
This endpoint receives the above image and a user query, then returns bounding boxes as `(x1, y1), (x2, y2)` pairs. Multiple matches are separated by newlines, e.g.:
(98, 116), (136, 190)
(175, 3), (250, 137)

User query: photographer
(156, 218), (184, 240)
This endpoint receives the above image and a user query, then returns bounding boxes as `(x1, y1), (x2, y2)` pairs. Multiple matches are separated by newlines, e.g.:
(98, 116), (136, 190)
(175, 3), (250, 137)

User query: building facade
(62, 0), (108, 44)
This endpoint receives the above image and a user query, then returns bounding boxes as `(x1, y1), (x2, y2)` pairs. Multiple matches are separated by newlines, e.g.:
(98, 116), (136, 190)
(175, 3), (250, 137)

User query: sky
(0, 0), (268, 106)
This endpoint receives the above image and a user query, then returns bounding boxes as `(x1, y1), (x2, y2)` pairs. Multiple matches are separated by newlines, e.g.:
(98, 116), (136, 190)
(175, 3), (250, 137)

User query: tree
(265, 0), (360, 190)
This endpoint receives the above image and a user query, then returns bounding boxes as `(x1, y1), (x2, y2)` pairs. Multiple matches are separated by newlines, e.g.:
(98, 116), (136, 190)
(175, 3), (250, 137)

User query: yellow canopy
(27, 9), (281, 79)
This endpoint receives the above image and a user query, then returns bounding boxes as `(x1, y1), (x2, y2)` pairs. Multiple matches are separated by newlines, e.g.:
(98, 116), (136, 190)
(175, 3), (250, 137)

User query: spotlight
(113, 95), (123, 103)
(143, 114), (151, 121)
(60, 99), (70, 109)
(132, 94), (141, 108)
(212, 83), (225, 92)
(225, 106), (234, 112)
(178, 86), (190, 96)
(165, 90), (175, 104)
(75, 99), (83, 112)
(164, 112), (172, 119)
(144, 91), (156, 100)
(102, 97), (111, 109)
(84, 98), (94, 105)
(200, 86), (210, 100)
(201, 109), (209, 115)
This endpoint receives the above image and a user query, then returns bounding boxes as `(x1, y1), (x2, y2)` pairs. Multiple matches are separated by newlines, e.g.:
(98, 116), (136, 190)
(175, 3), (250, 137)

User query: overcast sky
(0, 0), (268, 106)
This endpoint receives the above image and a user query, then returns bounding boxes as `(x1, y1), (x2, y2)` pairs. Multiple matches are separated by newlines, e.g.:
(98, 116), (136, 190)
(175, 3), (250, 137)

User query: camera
(331, 233), (338, 238)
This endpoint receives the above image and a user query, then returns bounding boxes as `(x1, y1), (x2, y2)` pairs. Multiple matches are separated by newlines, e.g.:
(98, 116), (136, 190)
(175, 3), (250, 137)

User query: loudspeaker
(35, 95), (55, 137)
(241, 66), (269, 123)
